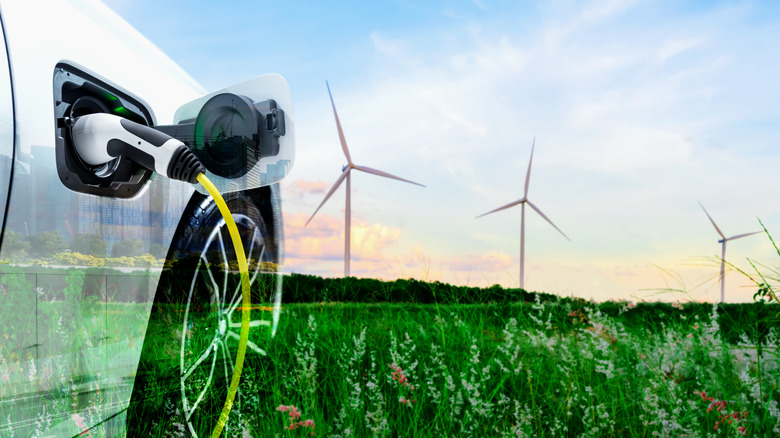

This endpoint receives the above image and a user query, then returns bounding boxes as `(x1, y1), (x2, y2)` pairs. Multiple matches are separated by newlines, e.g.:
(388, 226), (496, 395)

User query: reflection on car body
(0, 1), (293, 436)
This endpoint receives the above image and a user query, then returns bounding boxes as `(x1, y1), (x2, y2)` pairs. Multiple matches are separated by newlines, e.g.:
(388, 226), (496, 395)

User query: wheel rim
(179, 214), (273, 437)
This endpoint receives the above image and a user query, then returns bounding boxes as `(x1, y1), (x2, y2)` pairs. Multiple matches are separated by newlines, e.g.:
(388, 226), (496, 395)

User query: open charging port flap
(54, 61), (155, 198)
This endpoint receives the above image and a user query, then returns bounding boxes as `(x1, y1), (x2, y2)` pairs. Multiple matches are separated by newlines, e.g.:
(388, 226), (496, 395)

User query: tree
(111, 238), (144, 258)
(28, 231), (67, 257)
(1, 230), (30, 258)
(70, 233), (107, 257)
(148, 243), (168, 259)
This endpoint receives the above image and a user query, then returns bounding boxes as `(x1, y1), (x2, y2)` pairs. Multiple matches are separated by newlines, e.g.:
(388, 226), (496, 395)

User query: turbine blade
(526, 200), (570, 241)
(305, 168), (350, 226)
(524, 138), (535, 198)
(326, 81), (353, 165)
(352, 164), (426, 187)
(476, 198), (525, 219)
(698, 201), (725, 240)
(726, 230), (763, 241)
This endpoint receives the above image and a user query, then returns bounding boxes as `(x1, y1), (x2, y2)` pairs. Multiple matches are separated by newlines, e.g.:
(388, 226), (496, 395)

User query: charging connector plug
(71, 113), (205, 183)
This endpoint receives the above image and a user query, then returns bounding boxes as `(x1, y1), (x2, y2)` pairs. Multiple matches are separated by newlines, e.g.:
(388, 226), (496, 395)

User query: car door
(0, 9), (14, 252)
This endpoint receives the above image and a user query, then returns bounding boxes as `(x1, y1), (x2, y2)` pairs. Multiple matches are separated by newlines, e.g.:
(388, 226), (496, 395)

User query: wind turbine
(477, 139), (569, 290)
(306, 82), (425, 277)
(698, 201), (761, 303)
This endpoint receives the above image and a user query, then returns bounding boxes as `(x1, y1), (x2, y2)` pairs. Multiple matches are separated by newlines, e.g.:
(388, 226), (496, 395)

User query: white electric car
(0, 1), (293, 436)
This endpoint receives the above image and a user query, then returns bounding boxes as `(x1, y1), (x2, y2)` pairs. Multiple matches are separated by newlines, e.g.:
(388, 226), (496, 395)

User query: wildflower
(694, 391), (749, 435)
(277, 404), (302, 420)
(390, 363), (408, 387)
(71, 413), (91, 437)
(277, 404), (315, 435)
(389, 363), (416, 405)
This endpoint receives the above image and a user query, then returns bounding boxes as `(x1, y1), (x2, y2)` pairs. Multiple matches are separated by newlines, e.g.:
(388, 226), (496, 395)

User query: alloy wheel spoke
(219, 339), (234, 374)
(216, 226), (229, 312)
(219, 339), (231, 386)
(200, 255), (221, 313)
(249, 245), (265, 286)
(228, 319), (269, 329)
(228, 331), (267, 356)
(181, 340), (217, 382)
(246, 227), (259, 266)
(184, 343), (219, 421)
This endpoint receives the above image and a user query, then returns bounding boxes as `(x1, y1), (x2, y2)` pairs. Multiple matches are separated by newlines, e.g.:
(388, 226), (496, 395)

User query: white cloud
(280, 0), (780, 300)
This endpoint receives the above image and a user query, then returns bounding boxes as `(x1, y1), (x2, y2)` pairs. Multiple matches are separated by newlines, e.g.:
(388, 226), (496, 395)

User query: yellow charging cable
(196, 173), (252, 438)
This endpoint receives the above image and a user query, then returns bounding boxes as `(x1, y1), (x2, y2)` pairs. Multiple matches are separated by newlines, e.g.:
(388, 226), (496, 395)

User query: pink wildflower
(277, 404), (315, 435)
(71, 414), (92, 438)
(390, 363), (409, 387)
(694, 391), (749, 435)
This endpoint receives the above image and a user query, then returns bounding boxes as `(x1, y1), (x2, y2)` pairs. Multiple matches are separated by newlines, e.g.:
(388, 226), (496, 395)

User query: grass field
(1, 267), (779, 436)
(128, 298), (780, 437)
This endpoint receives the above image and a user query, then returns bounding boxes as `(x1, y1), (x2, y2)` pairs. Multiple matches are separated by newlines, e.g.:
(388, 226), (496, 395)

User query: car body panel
(0, 0), (292, 435)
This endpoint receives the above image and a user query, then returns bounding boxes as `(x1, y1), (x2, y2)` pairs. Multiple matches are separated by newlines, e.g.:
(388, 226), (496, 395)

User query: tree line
(0, 230), (167, 260)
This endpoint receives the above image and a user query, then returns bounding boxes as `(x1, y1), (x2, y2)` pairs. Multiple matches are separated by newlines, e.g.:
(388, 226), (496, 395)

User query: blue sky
(103, 0), (780, 302)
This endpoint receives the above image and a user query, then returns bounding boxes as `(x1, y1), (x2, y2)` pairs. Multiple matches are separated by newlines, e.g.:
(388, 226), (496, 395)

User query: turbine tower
(306, 82), (425, 277)
(477, 139), (569, 290)
(698, 201), (761, 303)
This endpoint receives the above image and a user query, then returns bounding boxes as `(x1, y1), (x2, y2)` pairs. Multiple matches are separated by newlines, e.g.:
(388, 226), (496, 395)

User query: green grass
(1, 265), (779, 436)
(126, 300), (780, 437)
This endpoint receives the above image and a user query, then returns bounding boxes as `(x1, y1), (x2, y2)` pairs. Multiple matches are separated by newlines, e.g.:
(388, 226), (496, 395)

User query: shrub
(70, 233), (107, 257)
(111, 239), (144, 258)
(27, 231), (67, 258)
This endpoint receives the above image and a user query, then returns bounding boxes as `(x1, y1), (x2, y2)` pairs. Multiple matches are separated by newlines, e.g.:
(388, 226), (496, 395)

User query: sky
(101, 0), (780, 303)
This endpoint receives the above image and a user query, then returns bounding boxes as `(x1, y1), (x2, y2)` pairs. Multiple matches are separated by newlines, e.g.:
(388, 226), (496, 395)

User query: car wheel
(126, 185), (282, 437)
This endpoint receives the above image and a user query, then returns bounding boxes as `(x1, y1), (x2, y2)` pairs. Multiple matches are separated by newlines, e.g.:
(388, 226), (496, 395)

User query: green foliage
(740, 219), (780, 305)
(27, 230), (67, 257)
(122, 300), (780, 436)
(111, 238), (144, 258)
(70, 233), (107, 257)
(1, 229), (29, 259)
(281, 273), (557, 304)
(148, 243), (168, 259)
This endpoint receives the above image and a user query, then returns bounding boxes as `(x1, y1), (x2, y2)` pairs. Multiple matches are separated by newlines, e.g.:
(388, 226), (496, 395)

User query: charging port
(54, 62), (156, 198)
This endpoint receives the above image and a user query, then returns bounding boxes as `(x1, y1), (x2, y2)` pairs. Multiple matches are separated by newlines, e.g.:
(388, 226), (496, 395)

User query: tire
(126, 184), (282, 437)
